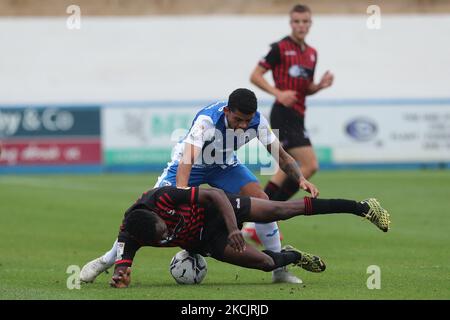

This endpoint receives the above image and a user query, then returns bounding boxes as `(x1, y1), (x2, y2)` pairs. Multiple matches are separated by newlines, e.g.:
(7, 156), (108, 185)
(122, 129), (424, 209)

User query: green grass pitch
(0, 170), (449, 299)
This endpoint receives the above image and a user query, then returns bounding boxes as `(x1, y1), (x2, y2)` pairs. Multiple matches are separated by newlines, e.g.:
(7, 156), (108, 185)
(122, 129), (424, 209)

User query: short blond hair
(290, 4), (311, 14)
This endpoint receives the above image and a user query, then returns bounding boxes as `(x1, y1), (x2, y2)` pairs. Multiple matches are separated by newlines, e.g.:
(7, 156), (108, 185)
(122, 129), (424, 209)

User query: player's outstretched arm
(177, 142), (201, 187)
(198, 188), (246, 252)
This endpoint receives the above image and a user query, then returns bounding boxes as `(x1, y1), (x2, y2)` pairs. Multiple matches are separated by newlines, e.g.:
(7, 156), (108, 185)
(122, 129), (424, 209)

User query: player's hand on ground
(110, 266), (131, 288)
(299, 177), (319, 198)
(319, 70), (334, 89)
(227, 229), (246, 253)
(276, 90), (298, 107)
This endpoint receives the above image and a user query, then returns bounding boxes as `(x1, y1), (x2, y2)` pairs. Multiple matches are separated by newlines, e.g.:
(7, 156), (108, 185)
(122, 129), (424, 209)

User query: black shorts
(270, 103), (312, 150)
(191, 194), (251, 260)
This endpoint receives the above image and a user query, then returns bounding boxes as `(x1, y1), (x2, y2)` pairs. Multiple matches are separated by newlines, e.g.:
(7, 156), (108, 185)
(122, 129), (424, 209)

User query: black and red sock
(276, 178), (300, 201)
(262, 249), (301, 270)
(264, 179), (300, 201)
(304, 197), (368, 217)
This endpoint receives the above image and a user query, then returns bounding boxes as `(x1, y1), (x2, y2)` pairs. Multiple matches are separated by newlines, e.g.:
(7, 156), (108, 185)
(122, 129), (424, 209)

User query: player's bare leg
(244, 196), (389, 280)
(257, 146), (317, 262)
(216, 244), (325, 274)
(253, 147), (318, 245)
(288, 146), (319, 180)
(247, 197), (391, 232)
(240, 182), (267, 246)
(238, 183), (279, 250)
(239, 182), (274, 247)
(265, 146), (318, 200)
(239, 182), (302, 283)
(217, 244), (277, 271)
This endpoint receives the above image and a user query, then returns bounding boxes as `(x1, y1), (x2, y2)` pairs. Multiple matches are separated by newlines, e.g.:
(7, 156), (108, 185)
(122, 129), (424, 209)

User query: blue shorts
(154, 162), (259, 194)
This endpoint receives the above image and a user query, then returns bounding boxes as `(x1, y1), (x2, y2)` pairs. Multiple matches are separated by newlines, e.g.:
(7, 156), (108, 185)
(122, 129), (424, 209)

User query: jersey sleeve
(183, 115), (215, 148)
(257, 114), (277, 146)
(258, 43), (281, 70)
(156, 186), (199, 207)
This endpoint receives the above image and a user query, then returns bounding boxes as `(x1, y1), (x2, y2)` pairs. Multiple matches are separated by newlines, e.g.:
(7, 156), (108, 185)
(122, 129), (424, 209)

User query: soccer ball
(169, 250), (207, 285)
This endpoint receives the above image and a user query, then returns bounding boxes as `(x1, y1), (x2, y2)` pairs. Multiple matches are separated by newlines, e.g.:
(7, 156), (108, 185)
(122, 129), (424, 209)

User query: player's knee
(254, 190), (269, 200)
(240, 182), (268, 200)
(305, 162), (319, 178)
(312, 161), (319, 174)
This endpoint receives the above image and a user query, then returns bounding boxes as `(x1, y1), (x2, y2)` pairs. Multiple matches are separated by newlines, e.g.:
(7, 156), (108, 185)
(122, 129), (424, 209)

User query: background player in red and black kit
(108, 186), (390, 288)
(250, 4), (334, 209)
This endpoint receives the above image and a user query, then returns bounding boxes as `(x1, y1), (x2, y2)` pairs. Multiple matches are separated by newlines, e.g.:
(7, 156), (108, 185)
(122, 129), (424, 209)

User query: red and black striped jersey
(259, 36), (317, 116)
(125, 186), (206, 250)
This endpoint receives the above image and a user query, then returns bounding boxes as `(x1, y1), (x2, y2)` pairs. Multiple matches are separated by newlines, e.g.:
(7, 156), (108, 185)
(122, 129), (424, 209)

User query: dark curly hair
(227, 88), (258, 115)
(123, 209), (158, 244)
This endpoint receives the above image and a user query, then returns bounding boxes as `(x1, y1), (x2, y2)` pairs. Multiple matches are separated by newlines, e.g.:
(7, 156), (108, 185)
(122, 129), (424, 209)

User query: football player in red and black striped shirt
(108, 186), (390, 288)
(249, 4), (334, 242)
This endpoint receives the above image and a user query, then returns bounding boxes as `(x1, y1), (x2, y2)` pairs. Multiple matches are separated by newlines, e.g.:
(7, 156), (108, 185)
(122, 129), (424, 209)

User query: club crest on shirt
(288, 64), (313, 79)
(190, 124), (204, 139)
(289, 64), (311, 79)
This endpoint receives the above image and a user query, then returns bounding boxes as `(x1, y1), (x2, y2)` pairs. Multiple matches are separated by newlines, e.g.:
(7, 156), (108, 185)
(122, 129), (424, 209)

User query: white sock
(254, 222), (281, 252)
(254, 223), (285, 274)
(101, 239), (118, 266)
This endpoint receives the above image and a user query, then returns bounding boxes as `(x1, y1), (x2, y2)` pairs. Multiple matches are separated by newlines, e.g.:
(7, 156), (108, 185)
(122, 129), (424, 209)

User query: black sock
(264, 181), (280, 200)
(275, 178), (300, 201)
(304, 197), (368, 217)
(262, 250), (301, 270)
